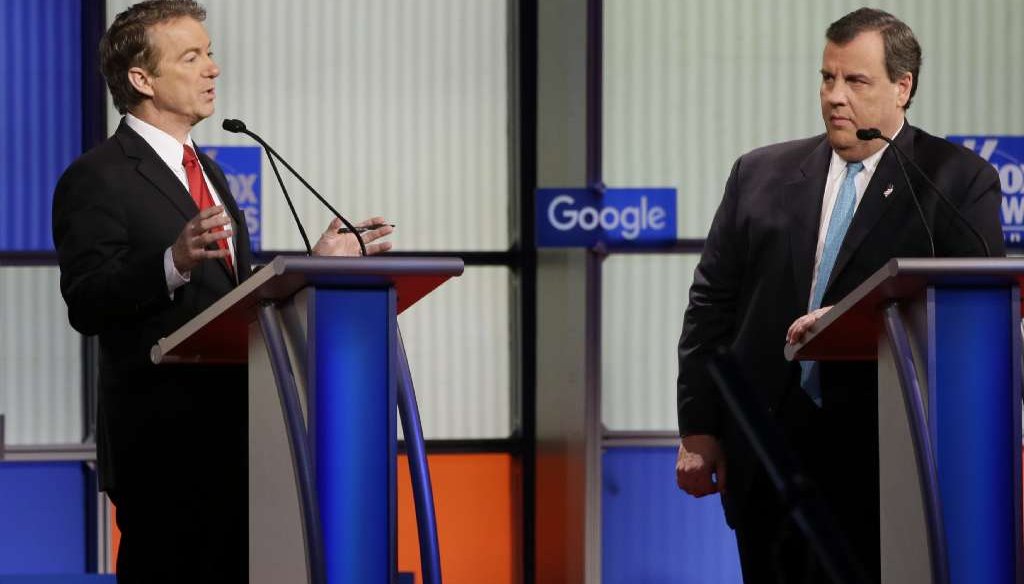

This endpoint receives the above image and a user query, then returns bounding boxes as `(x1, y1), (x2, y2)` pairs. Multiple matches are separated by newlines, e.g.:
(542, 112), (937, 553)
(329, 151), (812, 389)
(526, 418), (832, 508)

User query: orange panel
(398, 453), (519, 584)
(108, 453), (520, 581)
(110, 502), (120, 570)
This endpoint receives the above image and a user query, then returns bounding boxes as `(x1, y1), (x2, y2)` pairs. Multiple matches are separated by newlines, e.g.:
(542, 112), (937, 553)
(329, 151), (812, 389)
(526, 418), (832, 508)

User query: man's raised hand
(171, 205), (232, 274)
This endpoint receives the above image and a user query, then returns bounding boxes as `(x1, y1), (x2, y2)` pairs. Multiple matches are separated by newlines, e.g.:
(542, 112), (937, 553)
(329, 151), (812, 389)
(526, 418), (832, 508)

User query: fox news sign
(536, 187), (676, 247)
(200, 146), (262, 251)
(948, 136), (1024, 244)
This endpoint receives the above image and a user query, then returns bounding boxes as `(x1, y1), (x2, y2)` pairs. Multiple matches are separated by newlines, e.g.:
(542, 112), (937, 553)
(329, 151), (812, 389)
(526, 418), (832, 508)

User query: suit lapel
(825, 125), (917, 296)
(787, 137), (833, 311)
(115, 121), (199, 222)
(116, 120), (243, 285)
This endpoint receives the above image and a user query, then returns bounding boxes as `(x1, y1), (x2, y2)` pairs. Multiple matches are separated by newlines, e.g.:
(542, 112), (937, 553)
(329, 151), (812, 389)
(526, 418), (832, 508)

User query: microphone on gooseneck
(856, 128), (991, 258)
(855, 128), (934, 258)
(222, 119), (312, 255)
(222, 118), (367, 257)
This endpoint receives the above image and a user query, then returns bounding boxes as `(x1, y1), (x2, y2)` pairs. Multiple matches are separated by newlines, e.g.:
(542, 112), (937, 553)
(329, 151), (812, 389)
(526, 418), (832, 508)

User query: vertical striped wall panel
(398, 267), (511, 439)
(107, 0), (510, 252)
(0, 267), (82, 445)
(601, 0), (1024, 431)
(104, 0), (514, 439)
(0, 0), (82, 251)
(602, 255), (697, 431)
(603, 0), (1024, 240)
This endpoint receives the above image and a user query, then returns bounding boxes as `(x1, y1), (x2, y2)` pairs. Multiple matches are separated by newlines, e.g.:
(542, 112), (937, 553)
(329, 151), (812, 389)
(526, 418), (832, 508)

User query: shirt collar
(828, 119), (905, 180)
(125, 113), (197, 171)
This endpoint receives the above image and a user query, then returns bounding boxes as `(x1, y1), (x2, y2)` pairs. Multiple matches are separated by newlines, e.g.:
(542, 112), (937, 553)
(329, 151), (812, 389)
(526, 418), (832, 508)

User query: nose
(822, 79), (847, 107)
(206, 55), (220, 79)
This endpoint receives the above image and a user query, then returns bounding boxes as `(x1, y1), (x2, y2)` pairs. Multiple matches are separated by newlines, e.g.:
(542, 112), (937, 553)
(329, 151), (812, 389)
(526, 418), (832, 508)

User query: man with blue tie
(674, 8), (1004, 583)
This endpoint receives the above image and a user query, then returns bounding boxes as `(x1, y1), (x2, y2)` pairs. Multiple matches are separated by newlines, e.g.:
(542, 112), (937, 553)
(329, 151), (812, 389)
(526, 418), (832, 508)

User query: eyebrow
(176, 42), (211, 60)
(819, 69), (871, 82)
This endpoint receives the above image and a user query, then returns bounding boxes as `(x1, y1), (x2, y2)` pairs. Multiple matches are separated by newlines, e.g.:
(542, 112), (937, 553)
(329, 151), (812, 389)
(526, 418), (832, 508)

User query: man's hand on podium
(785, 306), (832, 345)
(313, 216), (394, 257)
(676, 434), (727, 497)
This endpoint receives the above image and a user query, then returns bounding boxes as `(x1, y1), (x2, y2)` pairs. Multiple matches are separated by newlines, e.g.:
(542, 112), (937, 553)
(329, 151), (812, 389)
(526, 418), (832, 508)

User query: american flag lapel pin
(883, 183), (894, 198)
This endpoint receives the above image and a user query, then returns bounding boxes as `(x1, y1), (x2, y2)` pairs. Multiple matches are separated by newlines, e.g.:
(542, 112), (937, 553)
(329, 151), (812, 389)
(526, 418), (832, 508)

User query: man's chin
(192, 108), (215, 125)
(826, 129), (856, 152)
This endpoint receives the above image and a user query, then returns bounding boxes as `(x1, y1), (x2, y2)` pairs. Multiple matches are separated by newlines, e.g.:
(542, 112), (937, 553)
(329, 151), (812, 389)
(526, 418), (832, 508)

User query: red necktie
(182, 144), (234, 275)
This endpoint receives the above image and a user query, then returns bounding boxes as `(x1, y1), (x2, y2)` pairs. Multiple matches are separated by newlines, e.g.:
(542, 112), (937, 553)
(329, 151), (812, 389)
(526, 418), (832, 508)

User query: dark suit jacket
(53, 119), (253, 491)
(677, 124), (1004, 526)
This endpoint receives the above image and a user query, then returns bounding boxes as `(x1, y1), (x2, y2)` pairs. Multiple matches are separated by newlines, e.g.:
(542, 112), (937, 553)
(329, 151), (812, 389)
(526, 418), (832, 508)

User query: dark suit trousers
(106, 365), (248, 583)
(734, 366), (881, 584)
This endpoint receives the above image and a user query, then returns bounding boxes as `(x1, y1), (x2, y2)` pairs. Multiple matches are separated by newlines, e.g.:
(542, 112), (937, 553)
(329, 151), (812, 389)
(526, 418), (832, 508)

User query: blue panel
(602, 447), (742, 584)
(0, 0), (82, 251)
(0, 462), (87, 574)
(313, 288), (395, 584)
(932, 287), (1016, 584)
(0, 573), (115, 577)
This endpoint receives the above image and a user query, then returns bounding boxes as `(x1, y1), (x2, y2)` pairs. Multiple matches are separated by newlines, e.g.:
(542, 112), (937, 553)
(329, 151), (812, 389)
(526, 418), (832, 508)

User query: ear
(127, 66), (155, 99)
(895, 72), (913, 108)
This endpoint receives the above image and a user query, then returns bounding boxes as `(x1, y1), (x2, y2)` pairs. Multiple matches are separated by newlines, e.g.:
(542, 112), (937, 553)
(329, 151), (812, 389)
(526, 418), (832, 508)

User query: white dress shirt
(125, 114), (237, 295)
(808, 121), (904, 308)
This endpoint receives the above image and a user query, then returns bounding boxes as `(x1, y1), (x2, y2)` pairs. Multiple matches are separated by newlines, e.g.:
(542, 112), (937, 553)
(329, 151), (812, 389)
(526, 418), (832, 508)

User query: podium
(785, 258), (1023, 584)
(151, 256), (463, 584)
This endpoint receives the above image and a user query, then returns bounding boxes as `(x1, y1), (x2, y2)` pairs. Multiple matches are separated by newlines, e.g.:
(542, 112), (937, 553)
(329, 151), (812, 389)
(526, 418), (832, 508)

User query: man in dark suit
(52, 1), (392, 581)
(674, 8), (1003, 583)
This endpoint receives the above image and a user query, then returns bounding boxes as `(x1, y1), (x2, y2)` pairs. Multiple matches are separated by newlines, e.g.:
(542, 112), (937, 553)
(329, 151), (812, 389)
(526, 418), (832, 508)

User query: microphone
(854, 128), (882, 141)
(222, 119), (312, 255)
(222, 118), (246, 133)
(222, 118), (367, 256)
(857, 128), (934, 257)
(857, 127), (991, 257)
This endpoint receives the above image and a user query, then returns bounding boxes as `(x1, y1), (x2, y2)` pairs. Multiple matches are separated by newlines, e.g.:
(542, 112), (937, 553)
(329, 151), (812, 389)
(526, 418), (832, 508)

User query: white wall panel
(0, 267), (82, 444)
(602, 255), (697, 431)
(602, 0), (1024, 431)
(106, 0), (514, 439)
(398, 267), (511, 439)
(107, 0), (509, 251)
(603, 0), (1024, 239)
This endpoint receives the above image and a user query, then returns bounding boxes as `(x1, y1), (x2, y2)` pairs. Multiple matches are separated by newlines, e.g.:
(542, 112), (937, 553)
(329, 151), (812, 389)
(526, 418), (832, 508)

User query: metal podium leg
(395, 327), (443, 584)
(882, 303), (949, 584)
(258, 303), (325, 584)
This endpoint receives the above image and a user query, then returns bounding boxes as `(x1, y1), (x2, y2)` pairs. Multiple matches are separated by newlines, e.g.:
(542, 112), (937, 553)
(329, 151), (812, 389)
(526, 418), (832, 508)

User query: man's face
(141, 17), (219, 127)
(819, 30), (912, 161)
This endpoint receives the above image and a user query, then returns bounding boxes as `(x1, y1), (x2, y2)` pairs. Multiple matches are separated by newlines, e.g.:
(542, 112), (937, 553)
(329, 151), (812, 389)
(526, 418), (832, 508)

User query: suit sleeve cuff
(164, 247), (190, 297)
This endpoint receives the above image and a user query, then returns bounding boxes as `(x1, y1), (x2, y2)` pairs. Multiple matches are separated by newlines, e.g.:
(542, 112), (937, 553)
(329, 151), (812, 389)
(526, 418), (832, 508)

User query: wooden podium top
(151, 255), (464, 364)
(785, 258), (1024, 361)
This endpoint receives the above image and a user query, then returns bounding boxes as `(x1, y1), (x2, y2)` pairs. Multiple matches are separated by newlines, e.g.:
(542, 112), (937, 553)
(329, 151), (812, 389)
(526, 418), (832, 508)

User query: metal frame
(396, 329), (443, 584)
(882, 302), (950, 584)
(257, 303), (326, 584)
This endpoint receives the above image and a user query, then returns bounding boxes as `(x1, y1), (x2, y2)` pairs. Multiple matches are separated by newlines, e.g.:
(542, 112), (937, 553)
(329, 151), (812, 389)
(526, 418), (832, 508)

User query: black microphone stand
(706, 348), (870, 584)
(223, 119), (368, 256)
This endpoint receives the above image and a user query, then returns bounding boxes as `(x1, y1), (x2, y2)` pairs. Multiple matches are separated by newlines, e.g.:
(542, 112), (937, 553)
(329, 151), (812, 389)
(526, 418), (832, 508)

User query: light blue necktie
(800, 161), (864, 405)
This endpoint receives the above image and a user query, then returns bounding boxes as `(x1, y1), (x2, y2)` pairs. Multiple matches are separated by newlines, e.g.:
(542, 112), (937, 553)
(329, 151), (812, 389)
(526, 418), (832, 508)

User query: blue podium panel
(602, 447), (742, 584)
(311, 288), (397, 584)
(931, 287), (1018, 584)
(0, 463), (88, 574)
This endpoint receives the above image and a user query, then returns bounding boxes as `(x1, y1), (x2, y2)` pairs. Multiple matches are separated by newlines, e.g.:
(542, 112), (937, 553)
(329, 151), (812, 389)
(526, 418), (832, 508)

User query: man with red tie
(52, 1), (392, 581)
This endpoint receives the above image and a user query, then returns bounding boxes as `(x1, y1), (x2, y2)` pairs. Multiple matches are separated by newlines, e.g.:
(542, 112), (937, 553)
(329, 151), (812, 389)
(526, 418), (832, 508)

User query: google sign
(536, 187), (676, 247)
